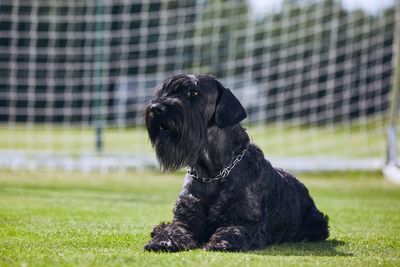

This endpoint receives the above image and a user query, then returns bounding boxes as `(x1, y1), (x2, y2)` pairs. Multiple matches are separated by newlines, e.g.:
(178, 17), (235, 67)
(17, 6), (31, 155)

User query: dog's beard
(145, 104), (207, 172)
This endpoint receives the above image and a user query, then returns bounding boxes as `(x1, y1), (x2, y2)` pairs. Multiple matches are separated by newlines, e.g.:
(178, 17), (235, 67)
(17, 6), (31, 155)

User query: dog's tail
(296, 207), (329, 242)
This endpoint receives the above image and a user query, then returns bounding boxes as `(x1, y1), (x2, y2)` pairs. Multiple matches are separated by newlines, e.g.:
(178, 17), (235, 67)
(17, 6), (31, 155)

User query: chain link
(187, 149), (247, 183)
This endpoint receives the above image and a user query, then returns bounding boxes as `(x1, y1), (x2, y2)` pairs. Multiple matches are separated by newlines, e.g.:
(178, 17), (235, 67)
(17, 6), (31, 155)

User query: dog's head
(144, 74), (247, 171)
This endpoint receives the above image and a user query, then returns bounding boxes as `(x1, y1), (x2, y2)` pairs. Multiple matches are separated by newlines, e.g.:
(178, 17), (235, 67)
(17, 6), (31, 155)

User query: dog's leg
(204, 226), (256, 252)
(144, 193), (206, 252)
(144, 221), (198, 252)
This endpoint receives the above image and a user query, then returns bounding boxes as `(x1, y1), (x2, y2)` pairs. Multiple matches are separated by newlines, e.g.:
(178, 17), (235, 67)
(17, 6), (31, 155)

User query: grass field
(0, 170), (399, 266)
(0, 117), (395, 158)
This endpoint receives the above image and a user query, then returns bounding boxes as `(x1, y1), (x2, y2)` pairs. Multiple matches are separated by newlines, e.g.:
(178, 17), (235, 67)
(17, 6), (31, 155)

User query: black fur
(144, 74), (329, 252)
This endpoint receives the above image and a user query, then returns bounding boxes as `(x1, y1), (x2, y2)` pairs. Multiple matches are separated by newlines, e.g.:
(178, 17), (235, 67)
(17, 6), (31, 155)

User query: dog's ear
(215, 85), (247, 128)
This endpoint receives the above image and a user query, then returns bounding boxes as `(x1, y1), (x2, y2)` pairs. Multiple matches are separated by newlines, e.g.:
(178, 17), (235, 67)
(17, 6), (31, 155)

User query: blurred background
(0, 0), (399, 173)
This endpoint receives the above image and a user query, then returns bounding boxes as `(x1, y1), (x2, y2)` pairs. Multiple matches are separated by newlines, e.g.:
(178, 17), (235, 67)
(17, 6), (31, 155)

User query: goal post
(384, 0), (400, 183)
(0, 0), (398, 173)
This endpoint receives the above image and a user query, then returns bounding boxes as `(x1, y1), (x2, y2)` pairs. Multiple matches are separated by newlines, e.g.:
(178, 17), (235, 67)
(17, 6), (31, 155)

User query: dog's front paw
(144, 222), (199, 252)
(145, 222), (180, 252)
(204, 240), (242, 252)
(144, 238), (178, 252)
(204, 226), (251, 252)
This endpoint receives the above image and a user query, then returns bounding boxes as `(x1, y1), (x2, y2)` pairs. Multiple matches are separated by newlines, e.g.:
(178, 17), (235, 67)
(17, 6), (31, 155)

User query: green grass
(0, 170), (399, 266)
(0, 117), (395, 158)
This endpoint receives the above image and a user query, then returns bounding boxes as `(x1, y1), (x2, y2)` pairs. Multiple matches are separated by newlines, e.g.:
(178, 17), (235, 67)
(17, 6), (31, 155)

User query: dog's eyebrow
(187, 74), (198, 86)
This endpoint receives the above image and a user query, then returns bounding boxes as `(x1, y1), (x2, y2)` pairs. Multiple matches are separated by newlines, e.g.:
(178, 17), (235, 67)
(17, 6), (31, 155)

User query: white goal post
(384, 1), (400, 183)
(0, 0), (398, 174)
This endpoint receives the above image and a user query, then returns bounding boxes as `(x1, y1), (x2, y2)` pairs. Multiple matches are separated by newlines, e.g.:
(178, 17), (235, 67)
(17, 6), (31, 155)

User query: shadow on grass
(251, 239), (352, 257)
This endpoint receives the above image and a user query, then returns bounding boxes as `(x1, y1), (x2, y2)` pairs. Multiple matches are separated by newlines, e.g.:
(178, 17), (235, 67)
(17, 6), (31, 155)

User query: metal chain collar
(187, 149), (247, 183)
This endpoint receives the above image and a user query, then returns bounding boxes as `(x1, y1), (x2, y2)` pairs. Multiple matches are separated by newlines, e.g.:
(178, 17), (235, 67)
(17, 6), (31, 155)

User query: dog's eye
(187, 90), (199, 98)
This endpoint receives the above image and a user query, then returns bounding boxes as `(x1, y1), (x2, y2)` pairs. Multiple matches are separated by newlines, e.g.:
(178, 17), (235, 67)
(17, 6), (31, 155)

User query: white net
(0, 0), (398, 171)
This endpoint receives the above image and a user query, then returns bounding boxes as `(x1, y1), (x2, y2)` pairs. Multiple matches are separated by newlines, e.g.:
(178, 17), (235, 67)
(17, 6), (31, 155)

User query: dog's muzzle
(145, 101), (182, 141)
(149, 103), (167, 116)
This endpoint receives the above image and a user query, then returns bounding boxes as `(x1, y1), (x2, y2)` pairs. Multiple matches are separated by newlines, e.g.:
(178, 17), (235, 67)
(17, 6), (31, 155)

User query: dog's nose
(150, 103), (167, 115)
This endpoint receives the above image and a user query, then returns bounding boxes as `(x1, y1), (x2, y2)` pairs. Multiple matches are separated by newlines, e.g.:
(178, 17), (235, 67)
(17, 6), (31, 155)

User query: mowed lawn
(0, 118), (393, 158)
(0, 170), (399, 266)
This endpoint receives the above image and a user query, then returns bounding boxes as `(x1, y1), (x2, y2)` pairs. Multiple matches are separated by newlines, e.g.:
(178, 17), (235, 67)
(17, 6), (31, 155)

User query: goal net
(0, 0), (399, 172)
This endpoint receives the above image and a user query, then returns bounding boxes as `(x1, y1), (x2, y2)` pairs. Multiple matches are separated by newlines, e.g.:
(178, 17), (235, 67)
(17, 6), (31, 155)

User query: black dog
(144, 74), (329, 252)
